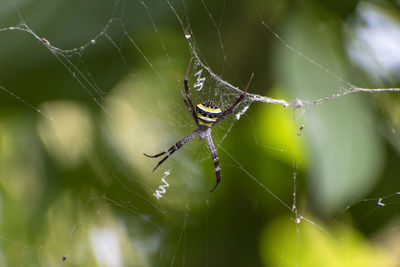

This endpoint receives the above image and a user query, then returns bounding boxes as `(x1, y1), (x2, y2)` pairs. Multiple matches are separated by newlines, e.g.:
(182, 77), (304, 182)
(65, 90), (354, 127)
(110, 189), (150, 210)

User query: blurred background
(0, 0), (400, 266)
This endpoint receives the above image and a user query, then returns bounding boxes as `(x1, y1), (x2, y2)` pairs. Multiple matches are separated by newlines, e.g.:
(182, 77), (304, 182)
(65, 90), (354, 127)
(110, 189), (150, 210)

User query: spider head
(196, 101), (222, 127)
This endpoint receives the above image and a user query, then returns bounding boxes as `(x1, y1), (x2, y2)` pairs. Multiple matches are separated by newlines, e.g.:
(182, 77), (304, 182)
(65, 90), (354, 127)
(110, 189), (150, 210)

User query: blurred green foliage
(0, 0), (399, 266)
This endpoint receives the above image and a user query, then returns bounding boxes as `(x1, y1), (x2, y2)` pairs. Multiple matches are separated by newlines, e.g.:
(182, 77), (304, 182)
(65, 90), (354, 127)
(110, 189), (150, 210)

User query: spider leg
(214, 73), (254, 125)
(205, 132), (221, 192)
(180, 89), (190, 109)
(144, 129), (198, 172)
(183, 58), (199, 125)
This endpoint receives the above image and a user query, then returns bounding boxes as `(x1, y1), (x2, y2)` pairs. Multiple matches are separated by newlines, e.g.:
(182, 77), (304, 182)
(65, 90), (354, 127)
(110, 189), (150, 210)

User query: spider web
(0, 0), (400, 266)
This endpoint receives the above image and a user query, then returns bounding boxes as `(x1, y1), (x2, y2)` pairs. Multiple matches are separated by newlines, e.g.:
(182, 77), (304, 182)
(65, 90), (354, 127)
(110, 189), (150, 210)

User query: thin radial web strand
(0, 85), (53, 120)
(219, 146), (292, 211)
(251, 0), (355, 89)
(137, 0), (172, 63)
(51, 52), (109, 113)
(219, 145), (371, 252)
(199, 0), (226, 73)
(118, 21), (165, 81)
(102, 195), (165, 233)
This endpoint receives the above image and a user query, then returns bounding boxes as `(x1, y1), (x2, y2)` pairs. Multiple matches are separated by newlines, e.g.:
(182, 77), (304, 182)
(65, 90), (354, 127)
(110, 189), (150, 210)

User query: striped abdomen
(196, 101), (222, 127)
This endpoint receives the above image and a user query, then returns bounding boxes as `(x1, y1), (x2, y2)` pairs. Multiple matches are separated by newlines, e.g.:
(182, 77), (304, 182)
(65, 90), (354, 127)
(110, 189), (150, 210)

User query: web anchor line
(246, 87), (400, 109)
(153, 171), (171, 200)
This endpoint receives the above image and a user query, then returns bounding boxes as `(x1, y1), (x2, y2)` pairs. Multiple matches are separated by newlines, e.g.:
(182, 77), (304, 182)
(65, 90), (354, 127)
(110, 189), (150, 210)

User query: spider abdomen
(196, 101), (222, 127)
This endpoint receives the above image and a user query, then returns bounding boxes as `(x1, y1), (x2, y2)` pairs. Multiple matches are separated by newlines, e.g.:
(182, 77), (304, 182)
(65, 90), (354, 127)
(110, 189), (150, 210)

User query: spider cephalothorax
(196, 101), (222, 127)
(144, 58), (253, 192)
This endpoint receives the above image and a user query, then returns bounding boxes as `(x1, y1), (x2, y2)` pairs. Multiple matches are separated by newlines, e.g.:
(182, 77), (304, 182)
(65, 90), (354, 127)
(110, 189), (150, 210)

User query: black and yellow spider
(144, 59), (254, 192)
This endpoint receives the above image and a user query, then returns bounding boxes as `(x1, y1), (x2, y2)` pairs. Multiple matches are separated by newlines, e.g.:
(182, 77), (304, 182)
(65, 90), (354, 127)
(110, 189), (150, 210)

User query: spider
(144, 58), (254, 192)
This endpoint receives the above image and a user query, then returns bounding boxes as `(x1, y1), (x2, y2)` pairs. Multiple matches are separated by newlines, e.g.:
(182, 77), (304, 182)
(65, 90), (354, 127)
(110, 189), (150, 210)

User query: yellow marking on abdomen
(197, 103), (221, 113)
(197, 113), (217, 122)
